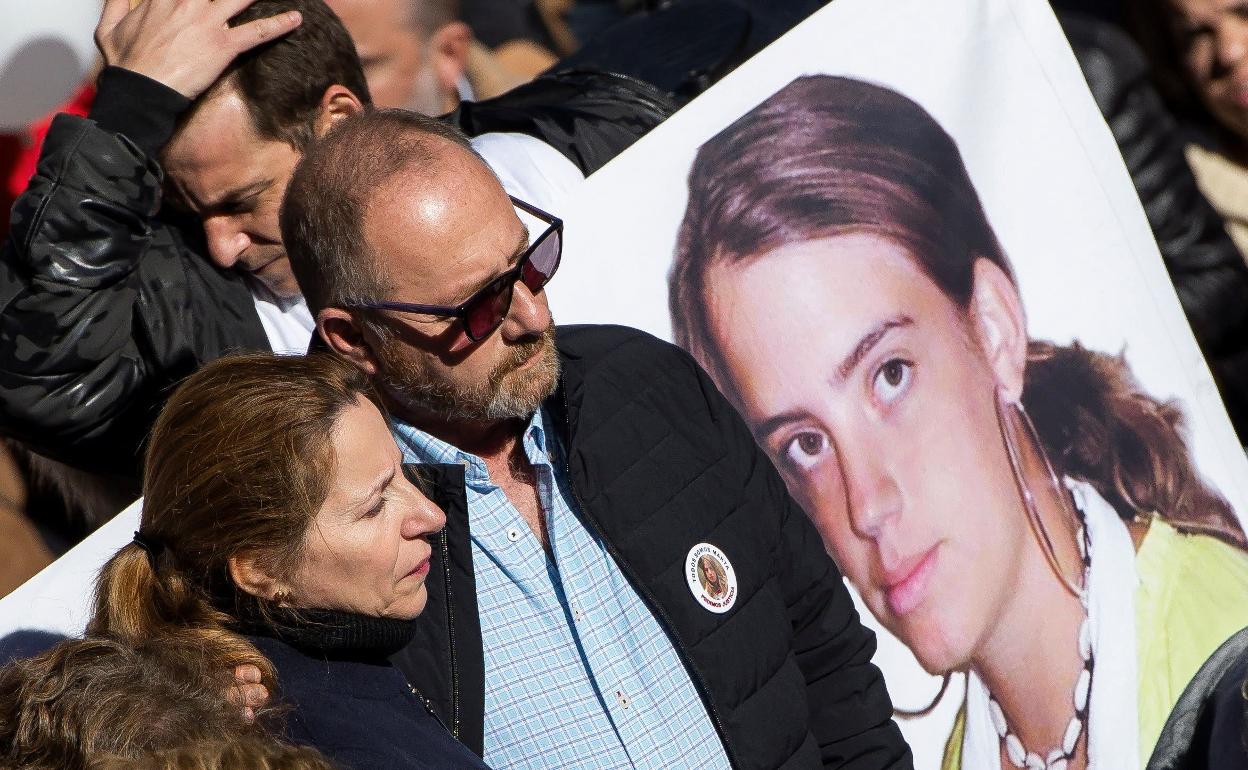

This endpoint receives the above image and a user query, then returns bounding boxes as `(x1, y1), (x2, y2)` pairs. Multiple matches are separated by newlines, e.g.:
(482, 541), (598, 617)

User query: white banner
(546, 0), (1248, 767)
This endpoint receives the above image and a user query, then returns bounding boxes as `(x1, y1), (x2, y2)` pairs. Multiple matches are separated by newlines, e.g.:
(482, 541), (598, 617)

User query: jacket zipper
(557, 391), (740, 769)
(440, 526), (462, 739)
(408, 681), (452, 734)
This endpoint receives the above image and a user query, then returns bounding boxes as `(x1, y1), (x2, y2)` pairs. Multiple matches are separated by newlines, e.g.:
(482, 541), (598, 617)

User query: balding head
(282, 108), (558, 431)
(280, 108), (488, 313)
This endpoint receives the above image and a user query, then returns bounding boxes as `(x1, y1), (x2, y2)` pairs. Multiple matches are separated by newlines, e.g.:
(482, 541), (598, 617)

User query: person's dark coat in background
(1062, 13), (1248, 443)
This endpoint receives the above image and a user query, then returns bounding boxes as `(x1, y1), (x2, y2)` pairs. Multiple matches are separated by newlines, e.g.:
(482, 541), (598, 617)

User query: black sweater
(245, 608), (490, 770)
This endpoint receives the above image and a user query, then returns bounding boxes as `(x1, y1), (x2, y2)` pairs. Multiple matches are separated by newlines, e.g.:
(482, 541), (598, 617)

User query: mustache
(489, 325), (556, 384)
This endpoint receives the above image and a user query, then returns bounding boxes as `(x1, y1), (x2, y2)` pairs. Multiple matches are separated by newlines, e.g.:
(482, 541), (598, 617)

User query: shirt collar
(390, 408), (557, 490)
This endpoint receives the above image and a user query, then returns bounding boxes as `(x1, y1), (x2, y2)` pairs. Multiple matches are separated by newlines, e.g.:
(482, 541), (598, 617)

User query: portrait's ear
(228, 553), (284, 602)
(314, 84), (365, 137)
(318, 308), (379, 376)
(970, 258), (1027, 402)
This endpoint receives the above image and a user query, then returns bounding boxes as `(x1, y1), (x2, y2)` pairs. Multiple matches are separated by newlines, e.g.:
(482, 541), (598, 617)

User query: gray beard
(378, 326), (560, 423)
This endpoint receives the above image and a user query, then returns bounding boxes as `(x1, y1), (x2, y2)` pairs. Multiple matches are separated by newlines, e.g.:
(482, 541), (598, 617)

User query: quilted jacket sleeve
(0, 68), (262, 476)
(687, 351), (913, 769)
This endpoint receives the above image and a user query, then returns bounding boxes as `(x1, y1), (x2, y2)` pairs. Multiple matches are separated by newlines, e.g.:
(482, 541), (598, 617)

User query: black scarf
(232, 603), (419, 660)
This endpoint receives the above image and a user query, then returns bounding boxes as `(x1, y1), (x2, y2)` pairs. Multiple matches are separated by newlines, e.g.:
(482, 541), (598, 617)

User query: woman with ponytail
(88, 352), (488, 770)
(668, 74), (1248, 770)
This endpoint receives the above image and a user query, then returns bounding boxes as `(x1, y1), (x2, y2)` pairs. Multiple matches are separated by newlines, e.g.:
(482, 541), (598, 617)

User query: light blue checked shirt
(393, 409), (731, 770)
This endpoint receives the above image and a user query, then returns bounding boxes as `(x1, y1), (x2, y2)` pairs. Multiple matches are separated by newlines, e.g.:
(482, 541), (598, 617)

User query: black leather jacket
(396, 325), (913, 770)
(0, 67), (675, 478)
(1064, 14), (1248, 443)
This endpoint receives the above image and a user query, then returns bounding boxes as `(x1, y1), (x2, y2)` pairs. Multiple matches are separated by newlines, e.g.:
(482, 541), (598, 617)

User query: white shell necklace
(988, 512), (1093, 770)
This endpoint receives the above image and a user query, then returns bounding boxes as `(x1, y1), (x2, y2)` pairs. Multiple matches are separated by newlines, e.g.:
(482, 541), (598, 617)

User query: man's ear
(969, 258), (1028, 402)
(429, 21), (472, 102)
(228, 553), (284, 602)
(313, 84), (365, 137)
(318, 308), (380, 376)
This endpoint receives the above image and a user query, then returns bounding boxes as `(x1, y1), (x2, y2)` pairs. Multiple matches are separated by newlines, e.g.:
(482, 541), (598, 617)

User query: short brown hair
(280, 108), (478, 313)
(0, 635), (282, 769)
(89, 353), (381, 688)
(184, 0), (372, 150)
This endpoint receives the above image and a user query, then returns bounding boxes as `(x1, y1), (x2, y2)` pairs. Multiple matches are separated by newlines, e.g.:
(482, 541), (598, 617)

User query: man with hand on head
(281, 108), (913, 769)
(0, 0), (363, 487)
(0, 0), (670, 499)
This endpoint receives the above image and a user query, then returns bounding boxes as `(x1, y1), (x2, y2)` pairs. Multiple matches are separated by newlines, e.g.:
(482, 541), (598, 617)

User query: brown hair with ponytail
(88, 352), (381, 689)
(669, 74), (1246, 548)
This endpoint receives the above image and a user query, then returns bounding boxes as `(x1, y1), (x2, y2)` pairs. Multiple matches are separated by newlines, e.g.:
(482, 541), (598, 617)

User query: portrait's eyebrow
(835, 315), (914, 383)
(754, 409), (811, 443)
(752, 315), (916, 442)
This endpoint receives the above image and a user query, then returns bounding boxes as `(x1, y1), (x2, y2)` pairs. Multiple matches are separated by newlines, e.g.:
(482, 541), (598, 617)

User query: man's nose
(500, 280), (552, 340)
(203, 217), (251, 270)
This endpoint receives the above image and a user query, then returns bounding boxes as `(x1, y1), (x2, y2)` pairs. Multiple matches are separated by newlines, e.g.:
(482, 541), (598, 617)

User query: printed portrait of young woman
(668, 74), (1248, 770)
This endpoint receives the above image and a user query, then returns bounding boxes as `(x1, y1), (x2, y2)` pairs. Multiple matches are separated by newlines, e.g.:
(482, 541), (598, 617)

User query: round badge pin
(685, 543), (738, 614)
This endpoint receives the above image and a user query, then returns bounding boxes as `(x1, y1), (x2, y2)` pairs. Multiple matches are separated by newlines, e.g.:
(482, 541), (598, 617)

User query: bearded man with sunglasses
(281, 108), (911, 770)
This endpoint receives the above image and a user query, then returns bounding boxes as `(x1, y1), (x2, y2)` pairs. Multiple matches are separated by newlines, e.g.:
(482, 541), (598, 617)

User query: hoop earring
(994, 392), (1085, 599)
(894, 672), (954, 719)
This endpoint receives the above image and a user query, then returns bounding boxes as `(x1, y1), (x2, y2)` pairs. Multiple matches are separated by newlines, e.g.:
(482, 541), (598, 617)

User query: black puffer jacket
(396, 325), (913, 770)
(0, 68), (674, 478)
(1063, 14), (1248, 442)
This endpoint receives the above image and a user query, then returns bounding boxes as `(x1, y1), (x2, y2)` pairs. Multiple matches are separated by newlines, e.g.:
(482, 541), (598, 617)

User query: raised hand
(95, 0), (303, 99)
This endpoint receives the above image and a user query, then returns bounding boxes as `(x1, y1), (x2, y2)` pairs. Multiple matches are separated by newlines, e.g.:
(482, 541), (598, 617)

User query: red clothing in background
(1, 83), (96, 232)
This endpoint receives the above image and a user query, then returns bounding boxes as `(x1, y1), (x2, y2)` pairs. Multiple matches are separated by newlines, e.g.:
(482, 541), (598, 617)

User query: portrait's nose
(203, 217), (250, 270)
(500, 279), (552, 341)
(841, 441), (902, 541)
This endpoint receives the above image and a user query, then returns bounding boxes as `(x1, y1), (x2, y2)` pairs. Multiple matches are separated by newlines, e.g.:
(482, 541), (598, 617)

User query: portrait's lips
(882, 545), (939, 617)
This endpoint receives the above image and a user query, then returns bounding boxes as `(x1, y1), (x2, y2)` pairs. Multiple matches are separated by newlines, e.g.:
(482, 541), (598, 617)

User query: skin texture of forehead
(164, 86), (264, 187)
(360, 139), (515, 300)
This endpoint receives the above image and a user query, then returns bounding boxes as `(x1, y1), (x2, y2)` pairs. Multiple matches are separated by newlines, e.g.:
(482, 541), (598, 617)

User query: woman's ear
(317, 309), (379, 376)
(228, 553), (284, 602)
(969, 258), (1028, 402)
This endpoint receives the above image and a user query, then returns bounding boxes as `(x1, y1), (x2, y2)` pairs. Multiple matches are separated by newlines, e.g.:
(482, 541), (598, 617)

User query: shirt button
(572, 601), (585, 621)
(506, 527), (522, 542)
(616, 690), (632, 710)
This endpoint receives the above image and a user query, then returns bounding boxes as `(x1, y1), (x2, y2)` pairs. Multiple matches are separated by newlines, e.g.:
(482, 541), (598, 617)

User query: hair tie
(132, 530), (166, 568)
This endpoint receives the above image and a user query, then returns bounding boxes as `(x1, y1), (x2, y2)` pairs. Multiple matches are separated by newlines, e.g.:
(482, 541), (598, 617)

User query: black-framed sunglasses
(345, 196), (563, 342)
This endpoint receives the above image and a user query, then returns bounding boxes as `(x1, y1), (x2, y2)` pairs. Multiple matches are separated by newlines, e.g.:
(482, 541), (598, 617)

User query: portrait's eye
(872, 358), (914, 405)
(782, 429), (833, 473)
